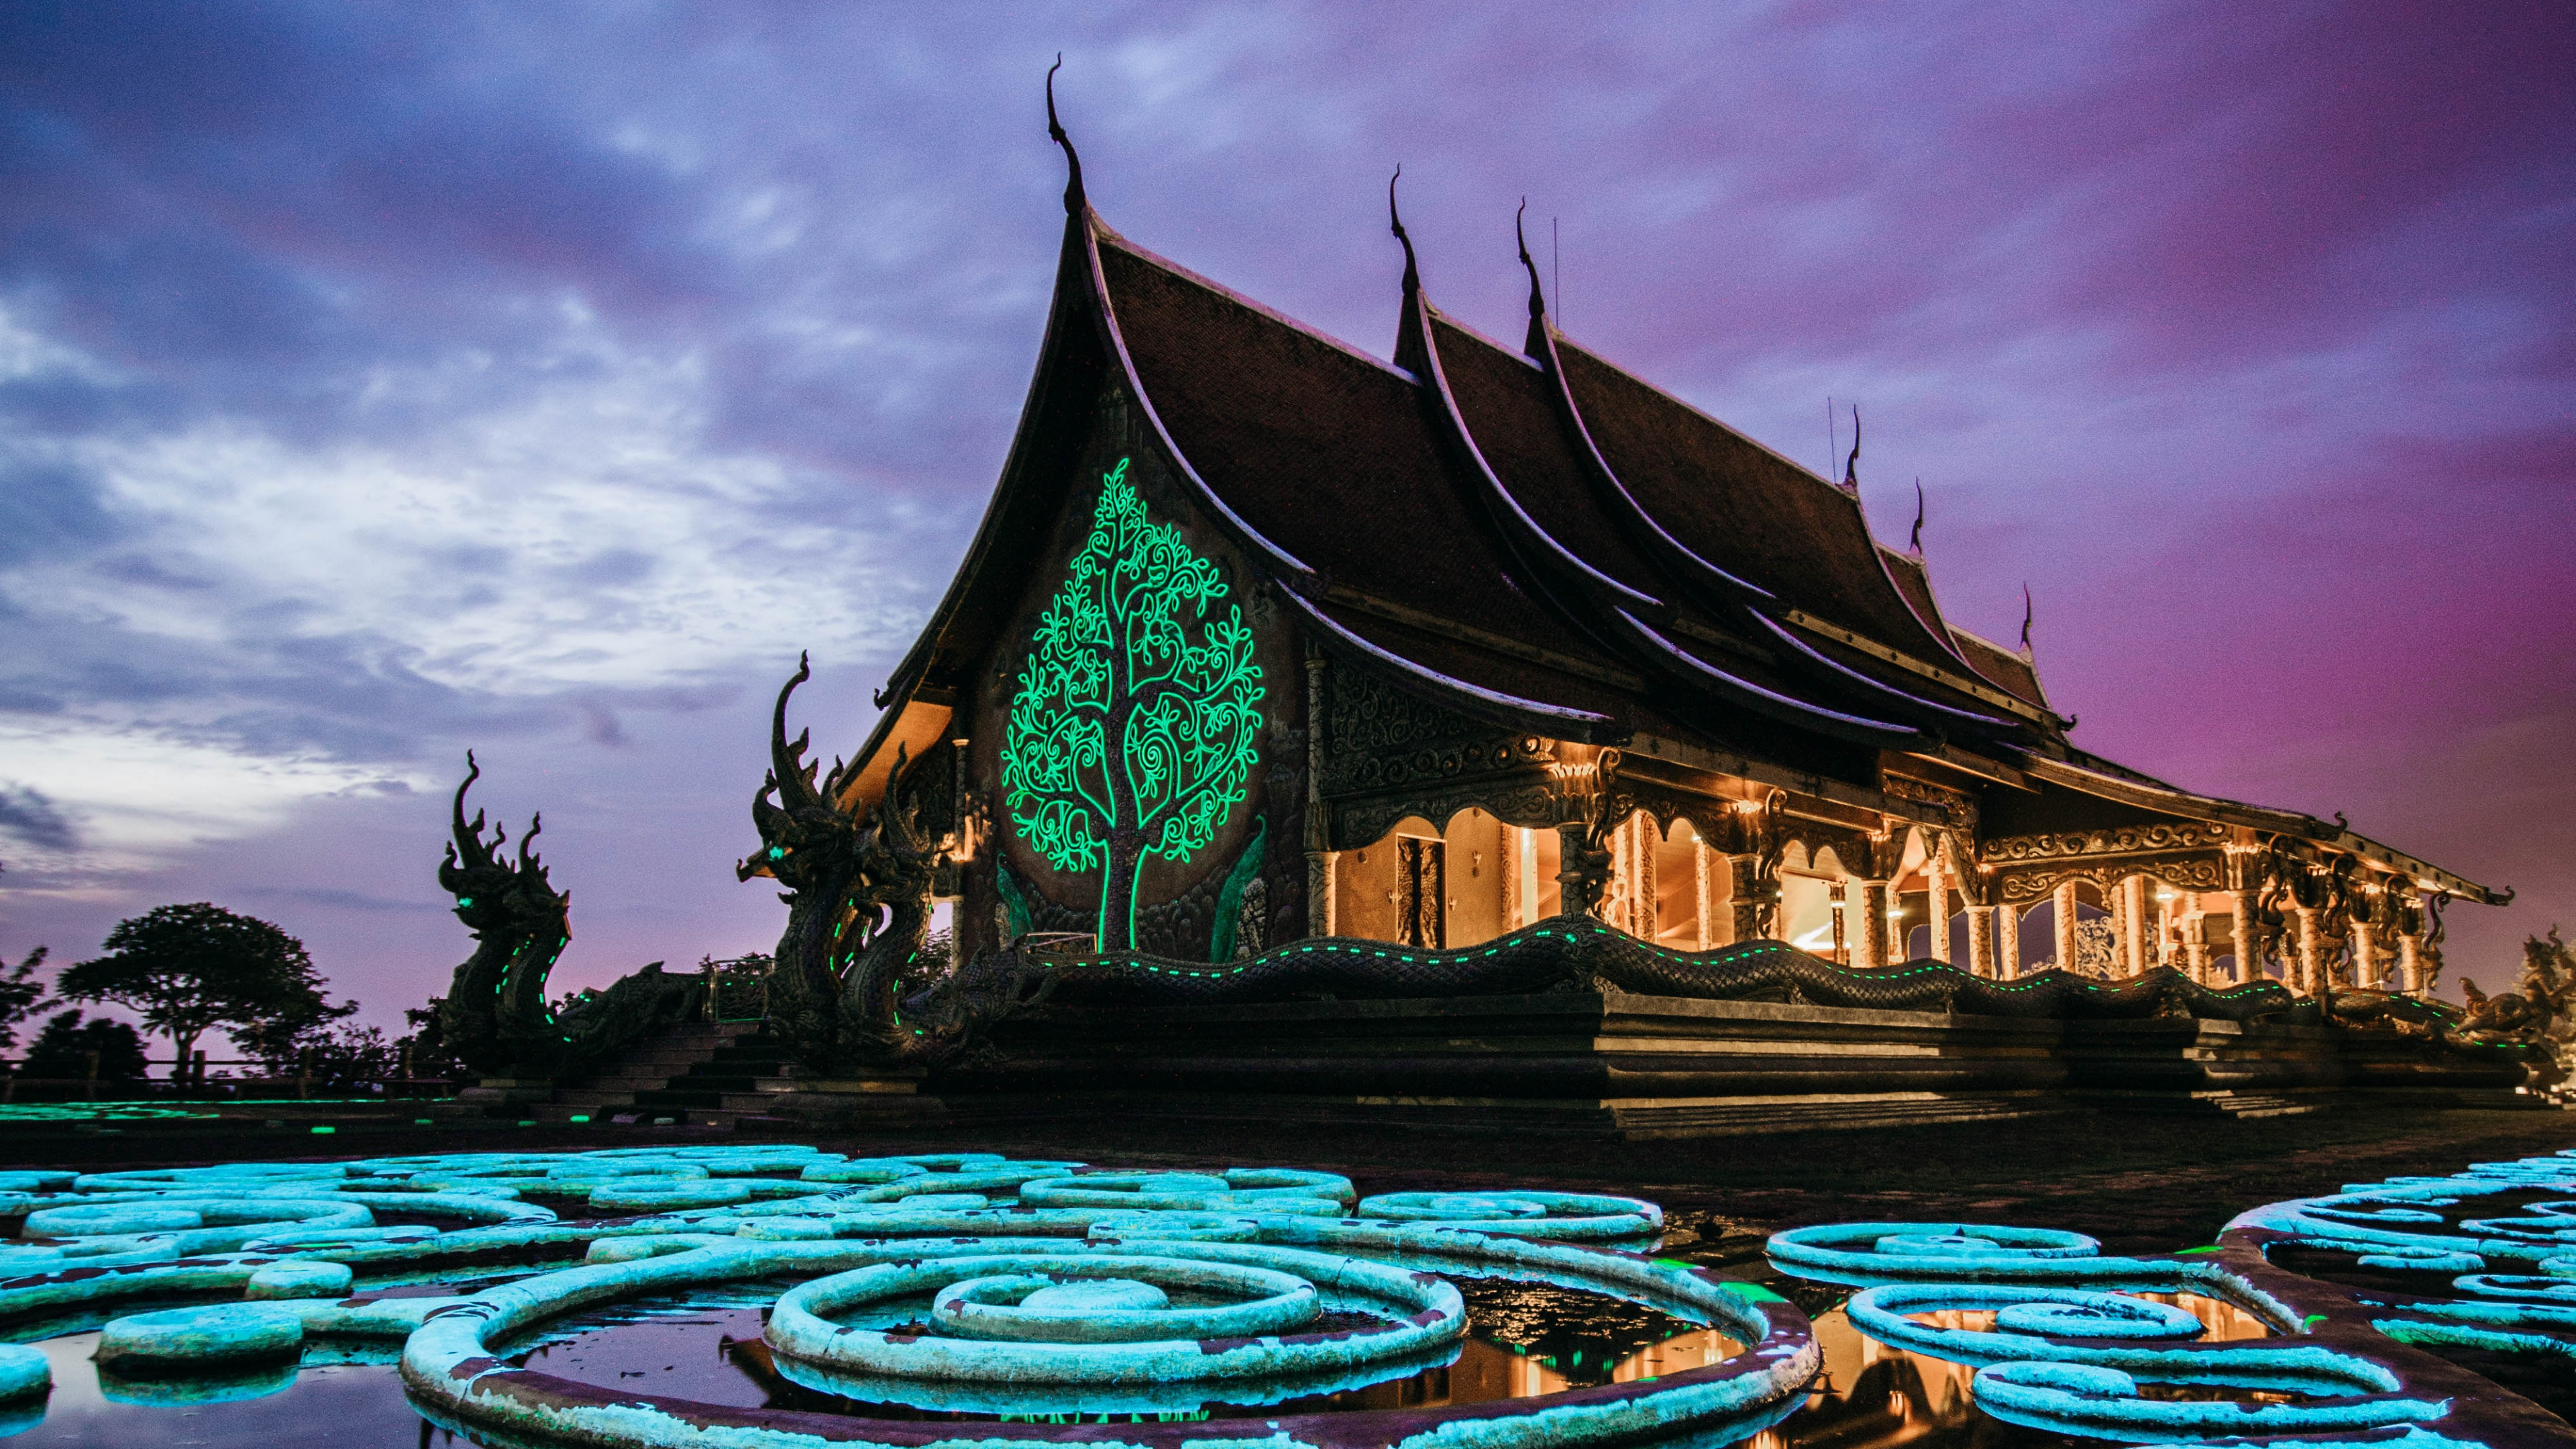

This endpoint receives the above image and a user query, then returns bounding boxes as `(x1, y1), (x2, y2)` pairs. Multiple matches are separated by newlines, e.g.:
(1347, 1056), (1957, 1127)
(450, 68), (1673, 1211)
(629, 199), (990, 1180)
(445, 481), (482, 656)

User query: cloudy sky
(2, 1), (2569, 1038)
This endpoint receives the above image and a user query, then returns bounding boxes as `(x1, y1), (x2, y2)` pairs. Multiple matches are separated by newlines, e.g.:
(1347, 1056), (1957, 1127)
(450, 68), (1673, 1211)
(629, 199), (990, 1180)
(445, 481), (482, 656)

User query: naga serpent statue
(435, 753), (701, 1080)
(741, 657), (1046, 1077)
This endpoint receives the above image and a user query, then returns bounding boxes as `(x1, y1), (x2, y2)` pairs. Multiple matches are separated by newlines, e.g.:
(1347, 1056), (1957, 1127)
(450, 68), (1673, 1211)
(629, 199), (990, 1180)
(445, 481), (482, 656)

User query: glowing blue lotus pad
(0, 1144), (1810, 1446)
(1770, 1146), (2576, 1445)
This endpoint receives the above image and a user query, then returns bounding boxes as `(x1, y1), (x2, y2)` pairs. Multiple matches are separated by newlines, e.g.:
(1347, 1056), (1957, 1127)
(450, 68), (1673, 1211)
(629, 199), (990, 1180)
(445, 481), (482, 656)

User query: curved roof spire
(1515, 197), (1546, 321)
(1841, 405), (1861, 490)
(1045, 54), (1086, 216)
(1387, 164), (1419, 294)
(2020, 582), (2035, 657)
(1909, 478), (1924, 553)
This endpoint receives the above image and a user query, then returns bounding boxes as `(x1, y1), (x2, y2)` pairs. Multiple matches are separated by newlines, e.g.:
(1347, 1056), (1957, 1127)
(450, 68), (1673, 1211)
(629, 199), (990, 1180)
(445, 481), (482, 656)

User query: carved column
(2230, 892), (2259, 985)
(1630, 815), (1658, 942)
(2398, 931), (2426, 994)
(1925, 853), (1951, 965)
(1996, 904), (2021, 978)
(2294, 908), (2322, 996)
(1965, 902), (1996, 977)
(1723, 854), (1762, 943)
(1304, 651), (1333, 938)
(2181, 894), (2211, 981)
(2105, 879), (2129, 975)
(1851, 879), (1892, 969)
(1556, 822), (1601, 919)
(2052, 881), (2080, 972)
(1693, 839), (1715, 949)
(2351, 921), (2379, 990)
(2120, 875), (2149, 977)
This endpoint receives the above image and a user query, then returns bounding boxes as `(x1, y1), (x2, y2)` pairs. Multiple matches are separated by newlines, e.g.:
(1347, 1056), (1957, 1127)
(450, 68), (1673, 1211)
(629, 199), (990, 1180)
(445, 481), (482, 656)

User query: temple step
(530, 1020), (794, 1126)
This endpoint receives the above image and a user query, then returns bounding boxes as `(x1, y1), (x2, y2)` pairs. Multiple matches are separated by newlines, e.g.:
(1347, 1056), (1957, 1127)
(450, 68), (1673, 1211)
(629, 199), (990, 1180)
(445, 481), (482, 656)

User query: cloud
(0, 0), (2567, 1011)
(0, 784), (76, 853)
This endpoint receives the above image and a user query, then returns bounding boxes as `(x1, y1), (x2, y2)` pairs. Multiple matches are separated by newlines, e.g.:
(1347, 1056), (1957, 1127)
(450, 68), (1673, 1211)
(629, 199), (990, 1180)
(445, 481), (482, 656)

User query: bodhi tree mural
(1003, 458), (1265, 951)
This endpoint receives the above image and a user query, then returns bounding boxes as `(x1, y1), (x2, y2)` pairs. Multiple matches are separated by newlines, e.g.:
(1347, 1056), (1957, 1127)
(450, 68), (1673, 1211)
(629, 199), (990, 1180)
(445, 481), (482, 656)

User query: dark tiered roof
(843, 171), (2500, 904)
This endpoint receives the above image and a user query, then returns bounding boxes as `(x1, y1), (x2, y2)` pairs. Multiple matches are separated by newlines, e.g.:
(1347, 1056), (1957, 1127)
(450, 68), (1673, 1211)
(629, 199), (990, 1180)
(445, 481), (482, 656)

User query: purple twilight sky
(1, 1), (2571, 1042)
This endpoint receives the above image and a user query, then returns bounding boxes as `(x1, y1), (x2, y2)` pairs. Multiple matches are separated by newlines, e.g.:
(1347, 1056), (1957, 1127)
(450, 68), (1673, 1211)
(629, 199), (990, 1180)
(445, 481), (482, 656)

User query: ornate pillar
(1692, 839), (1716, 949)
(2294, 908), (2322, 996)
(2120, 875), (2149, 976)
(1630, 815), (1657, 942)
(1925, 853), (1952, 965)
(1851, 878), (1892, 969)
(1966, 902), (1997, 977)
(2180, 894), (2211, 982)
(2052, 881), (2080, 972)
(2229, 892), (2259, 985)
(2398, 931), (2426, 994)
(2351, 921), (2379, 990)
(1556, 822), (1603, 919)
(1996, 904), (2021, 977)
(1304, 651), (1334, 938)
(1722, 854), (1762, 943)
(2105, 880), (2129, 975)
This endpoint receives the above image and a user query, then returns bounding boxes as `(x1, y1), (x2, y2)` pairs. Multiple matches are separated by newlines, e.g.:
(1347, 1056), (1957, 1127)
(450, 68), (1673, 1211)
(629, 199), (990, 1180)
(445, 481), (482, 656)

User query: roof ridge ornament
(1045, 54), (1085, 216)
(2019, 583), (2035, 657)
(1515, 197), (1546, 321)
(1909, 478), (1925, 553)
(1841, 405), (1861, 492)
(1387, 164), (1419, 295)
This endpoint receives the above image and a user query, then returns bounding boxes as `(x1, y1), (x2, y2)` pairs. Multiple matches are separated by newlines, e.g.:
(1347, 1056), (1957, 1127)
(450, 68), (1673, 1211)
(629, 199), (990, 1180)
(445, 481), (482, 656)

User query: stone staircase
(532, 1022), (946, 1132)
(534, 1023), (782, 1126)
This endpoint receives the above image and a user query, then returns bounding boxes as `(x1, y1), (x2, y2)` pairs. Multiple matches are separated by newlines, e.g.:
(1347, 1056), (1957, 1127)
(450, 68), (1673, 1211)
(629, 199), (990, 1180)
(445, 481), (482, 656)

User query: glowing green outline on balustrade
(1001, 458), (1264, 951)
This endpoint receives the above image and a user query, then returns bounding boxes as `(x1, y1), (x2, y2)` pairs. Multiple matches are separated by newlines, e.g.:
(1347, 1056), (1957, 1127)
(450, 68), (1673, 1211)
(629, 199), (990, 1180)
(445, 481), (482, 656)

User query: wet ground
(916, 1105), (2576, 1256)
(3, 1106), (2569, 1447)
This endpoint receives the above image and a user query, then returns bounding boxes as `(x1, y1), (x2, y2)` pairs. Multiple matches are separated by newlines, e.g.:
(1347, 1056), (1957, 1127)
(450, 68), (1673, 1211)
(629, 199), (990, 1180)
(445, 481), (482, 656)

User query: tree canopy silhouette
(59, 903), (350, 1067)
(1001, 458), (1263, 950)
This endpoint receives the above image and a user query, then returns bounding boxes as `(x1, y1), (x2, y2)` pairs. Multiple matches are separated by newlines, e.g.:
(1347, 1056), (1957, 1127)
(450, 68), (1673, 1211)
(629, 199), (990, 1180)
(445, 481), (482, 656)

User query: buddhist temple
(824, 119), (2499, 1022)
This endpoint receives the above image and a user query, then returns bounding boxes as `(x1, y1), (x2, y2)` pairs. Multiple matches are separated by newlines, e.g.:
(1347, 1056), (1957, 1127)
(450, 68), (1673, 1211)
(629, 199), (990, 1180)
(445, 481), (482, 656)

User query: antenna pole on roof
(1045, 55), (1085, 216)
(1909, 478), (1924, 552)
(1552, 217), (1560, 328)
(1841, 405), (1861, 490)
(1827, 397), (1835, 480)
(1387, 164), (1419, 294)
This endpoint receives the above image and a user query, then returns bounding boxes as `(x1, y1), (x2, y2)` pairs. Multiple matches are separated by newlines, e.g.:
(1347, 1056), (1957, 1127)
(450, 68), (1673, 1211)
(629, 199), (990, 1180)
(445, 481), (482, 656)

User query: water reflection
(498, 1274), (1750, 1421)
(1750, 1291), (2275, 1449)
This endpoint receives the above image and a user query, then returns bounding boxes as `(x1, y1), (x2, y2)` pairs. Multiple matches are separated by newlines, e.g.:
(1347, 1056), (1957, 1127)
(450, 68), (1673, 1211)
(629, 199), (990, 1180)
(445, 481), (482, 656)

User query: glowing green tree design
(1002, 458), (1265, 951)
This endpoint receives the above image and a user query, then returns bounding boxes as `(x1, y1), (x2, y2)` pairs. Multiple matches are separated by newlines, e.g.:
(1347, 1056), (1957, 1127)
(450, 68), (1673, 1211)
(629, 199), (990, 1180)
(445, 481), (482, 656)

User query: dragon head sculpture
(740, 653), (868, 892)
(437, 751), (564, 936)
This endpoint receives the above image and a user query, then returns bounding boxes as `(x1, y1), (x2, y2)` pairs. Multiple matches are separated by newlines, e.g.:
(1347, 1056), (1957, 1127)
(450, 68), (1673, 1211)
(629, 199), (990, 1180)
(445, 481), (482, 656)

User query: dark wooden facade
(829, 160), (2500, 999)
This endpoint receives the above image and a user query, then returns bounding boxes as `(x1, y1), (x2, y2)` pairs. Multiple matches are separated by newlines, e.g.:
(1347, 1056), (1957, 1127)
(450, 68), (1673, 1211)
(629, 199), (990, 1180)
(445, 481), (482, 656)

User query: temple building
(832, 140), (2500, 1003)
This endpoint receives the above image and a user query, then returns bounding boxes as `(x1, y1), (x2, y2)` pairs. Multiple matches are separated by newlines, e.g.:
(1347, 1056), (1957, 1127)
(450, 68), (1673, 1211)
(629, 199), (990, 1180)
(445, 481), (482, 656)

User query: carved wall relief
(1983, 820), (2232, 863)
(1880, 773), (1978, 838)
(1317, 663), (1556, 799)
(1994, 854), (2227, 906)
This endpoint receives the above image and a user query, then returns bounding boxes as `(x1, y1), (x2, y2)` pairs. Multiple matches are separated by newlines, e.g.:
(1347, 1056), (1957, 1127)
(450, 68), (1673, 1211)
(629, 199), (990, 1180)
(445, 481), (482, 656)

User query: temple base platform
(932, 989), (2544, 1140)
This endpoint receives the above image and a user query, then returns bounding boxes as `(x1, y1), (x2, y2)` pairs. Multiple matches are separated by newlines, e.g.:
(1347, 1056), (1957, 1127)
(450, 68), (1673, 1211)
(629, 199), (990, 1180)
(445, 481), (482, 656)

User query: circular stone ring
(933, 1261), (1315, 1343)
(768, 1244), (1461, 1385)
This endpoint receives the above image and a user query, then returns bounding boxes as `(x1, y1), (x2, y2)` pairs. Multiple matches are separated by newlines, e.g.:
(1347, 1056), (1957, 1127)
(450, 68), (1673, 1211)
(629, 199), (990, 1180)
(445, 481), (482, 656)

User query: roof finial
(1515, 197), (1546, 319)
(1909, 478), (1924, 552)
(1045, 54), (1085, 216)
(2019, 583), (2034, 653)
(1387, 164), (1418, 294)
(1841, 405), (1861, 489)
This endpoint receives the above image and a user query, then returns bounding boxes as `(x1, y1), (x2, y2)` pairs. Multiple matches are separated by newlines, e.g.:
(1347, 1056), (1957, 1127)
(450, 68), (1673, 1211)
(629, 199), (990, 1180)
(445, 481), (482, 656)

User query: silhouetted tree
(59, 903), (352, 1069)
(20, 1011), (148, 1085)
(0, 947), (53, 1054)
